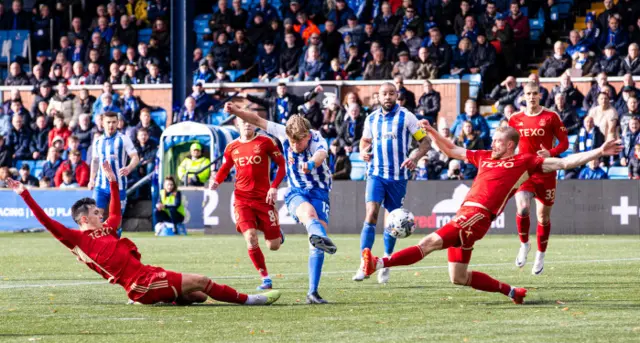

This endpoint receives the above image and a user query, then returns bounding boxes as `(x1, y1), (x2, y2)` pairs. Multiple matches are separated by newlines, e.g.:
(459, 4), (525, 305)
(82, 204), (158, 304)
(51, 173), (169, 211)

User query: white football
(385, 208), (416, 239)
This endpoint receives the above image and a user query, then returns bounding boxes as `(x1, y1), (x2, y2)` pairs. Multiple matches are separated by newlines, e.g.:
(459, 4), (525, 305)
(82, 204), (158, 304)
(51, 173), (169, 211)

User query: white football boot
(532, 251), (545, 275)
(515, 242), (531, 268)
(352, 259), (368, 281)
(377, 255), (391, 284)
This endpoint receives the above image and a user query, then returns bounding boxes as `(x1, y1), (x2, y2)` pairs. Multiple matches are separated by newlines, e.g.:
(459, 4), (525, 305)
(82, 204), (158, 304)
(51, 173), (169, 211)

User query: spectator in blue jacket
(297, 45), (327, 81)
(328, 0), (355, 29)
(30, 116), (50, 160)
(7, 114), (33, 161)
(581, 14), (601, 51)
(578, 160), (609, 180)
(94, 16), (114, 44)
(620, 117), (640, 167)
(41, 148), (62, 186)
(258, 40), (280, 81)
(450, 99), (491, 147)
(249, 0), (278, 26)
(190, 82), (217, 113)
(120, 85), (142, 126)
(0, 108), (10, 137)
(599, 16), (629, 55)
(193, 59), (215, 84)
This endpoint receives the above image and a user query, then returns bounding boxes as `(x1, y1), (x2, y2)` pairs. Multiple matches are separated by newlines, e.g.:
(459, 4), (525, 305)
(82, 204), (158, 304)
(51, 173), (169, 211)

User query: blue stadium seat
(226, 69), (245, 82)
(529, 18), (544, 30)
(520, 7), (528, 17)
(138, 28), (152, 44)
(349, 153), (366, 181)
(317, 24), (325, 32)
(445, 34), (458, 47)
(568, 134), (577, 146)
(15, 160), (36, 175)
(1, 30), (30, 63)
(150, 108), (167, 129)
(550, 3), (571, 21)
(33, 160), (46, 179)
(440, 74), (460, 79)
(208, 111), (229, 126)
(462, 74), (482, 99)
(530, 29), (542, 41)
(557, 169), (565, 180)
(194, 19), (209, 31)
(608, 166), (628, 180)
(577, 108), (587, 118)
(195, 14), (213, 21)
(197, 40), (213, 55)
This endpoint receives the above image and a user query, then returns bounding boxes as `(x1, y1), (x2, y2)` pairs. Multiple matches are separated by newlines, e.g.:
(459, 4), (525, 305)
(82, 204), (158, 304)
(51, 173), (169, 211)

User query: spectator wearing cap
(212, 32), (231, 70)
(176, 96), (204, 124)
(241, 83), (323, 124)
(328, 0), (355, 29)
(0, 135), (12, 168)
(539, 41), (572, 78)
(594, 43), (623, 76)
(294, 12), (321, 45)
(321, 20), (344, 62)
(18, 164), (39, 187)
(193, 59), (215, 84)
(338, 14), (364, 44)
(4, 62), (30, 86)
(48, 83), (82, 126)
(258, 40), (280, 81)
(546, 73), (584, 110)
(249, 0), (278, 26)
(477, 1), (497, 33)
(30, 115), (50, 160)
(581, 13), (601, 51)
(416, 80), (441, 123)
(374, 1), (399, 44)
(177, 142), (210, 186)
(621, 43), (640, 76)
(572, 46), (597, 77)
(393, 50), (416, 79)
(297, 45), (327, 81)
(583, 72), (616, 111)
(363, 48), (393, 80)
(550, 93), (580, 135)
(415, 47), (438, 80)
(229, 30), (257, 71)
(54, 148), (89, 187)
(213, 67), (231, 82)
(614, 86), (636, 115)
(487, 12), (515, 76)
(599, 16), (629, 55)
(7, 114), (33, 160)
(427, 29), (452, 78)
(451, 37), (472, 76)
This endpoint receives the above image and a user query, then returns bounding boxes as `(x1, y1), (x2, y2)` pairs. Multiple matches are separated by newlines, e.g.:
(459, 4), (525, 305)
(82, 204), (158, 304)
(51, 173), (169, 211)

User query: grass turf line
(0, 233), (639, 343)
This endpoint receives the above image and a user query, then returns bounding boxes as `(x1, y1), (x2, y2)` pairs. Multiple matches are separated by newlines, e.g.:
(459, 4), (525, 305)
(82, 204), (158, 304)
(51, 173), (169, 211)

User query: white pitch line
(1, 257), (639, 290)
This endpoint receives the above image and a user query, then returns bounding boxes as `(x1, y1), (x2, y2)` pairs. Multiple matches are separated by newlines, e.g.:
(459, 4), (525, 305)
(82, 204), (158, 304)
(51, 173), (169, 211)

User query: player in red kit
(508, 82), (569, 275)
(362, 121), (620, 304)
(7, 161), (281, 306)
(211, 117), (286, 290)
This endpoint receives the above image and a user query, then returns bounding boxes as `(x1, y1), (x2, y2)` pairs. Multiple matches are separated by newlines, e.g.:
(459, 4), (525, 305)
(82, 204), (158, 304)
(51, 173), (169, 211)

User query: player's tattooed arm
(418, 120), (467, 161)
(224, 102), (269, 131)
(541, 138), (622, 173)
(403, 136), (431, 170)
(302, 150), (328, 174)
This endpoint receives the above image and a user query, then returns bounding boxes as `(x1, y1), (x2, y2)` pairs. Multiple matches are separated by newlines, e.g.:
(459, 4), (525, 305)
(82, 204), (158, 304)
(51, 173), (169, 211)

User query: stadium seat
(15, 160), (36, 175)
(462, 74), (482, 99)
(197, 40), (213, 55)
(530, 29), (542, 41)
(194, 14), (213, 21)
(150, 108), (167, 129)
(568, 134), (577, 146)
(1, 30), (29, 63)
(226, 69), (246, 82)
(445, 34), (458, 47)
(550, 3), (572, 21)
(208, 111), (229, 126)
(33, 160), (45, 179)
(138, 28), (152, 44)
(607, 166), (628, 180)
(557, 169), (565, 180)
(349, 153), (366, 181)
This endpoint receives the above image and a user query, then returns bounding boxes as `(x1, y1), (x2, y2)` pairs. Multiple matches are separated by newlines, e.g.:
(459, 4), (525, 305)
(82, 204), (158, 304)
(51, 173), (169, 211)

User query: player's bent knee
(450, 273), (468, 285)
(418, 233), (442, 254)
(244, 233), (259, 247)
(266, 239), (281, 251)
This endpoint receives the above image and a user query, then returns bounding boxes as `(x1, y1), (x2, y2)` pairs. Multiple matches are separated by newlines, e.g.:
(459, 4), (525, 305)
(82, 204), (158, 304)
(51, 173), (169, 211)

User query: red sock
(248, 245), (269, 278)
(204, 280), (248, 304)
(382, 245), (424, 268)
(537, 222), (551, 252)
(516, 214), (530, 243)
(467, 271), (512, 296)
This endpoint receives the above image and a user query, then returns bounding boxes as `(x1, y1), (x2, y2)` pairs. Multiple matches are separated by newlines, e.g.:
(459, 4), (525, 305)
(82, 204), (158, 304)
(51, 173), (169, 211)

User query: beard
(382, 102), (395, 111)
(491, 150), (505, 159)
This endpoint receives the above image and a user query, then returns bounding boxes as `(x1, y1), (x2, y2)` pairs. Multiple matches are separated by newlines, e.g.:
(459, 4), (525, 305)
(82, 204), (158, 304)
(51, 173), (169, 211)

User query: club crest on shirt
(233, 149), (240, 155)
(539, 118), (547, 126)
(253, 145), (261, 154)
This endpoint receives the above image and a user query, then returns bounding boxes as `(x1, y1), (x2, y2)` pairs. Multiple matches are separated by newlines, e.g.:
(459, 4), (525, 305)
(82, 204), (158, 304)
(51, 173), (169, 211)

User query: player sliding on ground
(224, 99), (337, 304)
(7, 161), (281, 306)
(362, 122), (621, 304)
(211, 117), (287, 290)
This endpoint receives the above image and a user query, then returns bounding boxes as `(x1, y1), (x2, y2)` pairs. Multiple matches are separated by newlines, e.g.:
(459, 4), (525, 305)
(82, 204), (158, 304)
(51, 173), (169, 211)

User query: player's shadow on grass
(0, 333), (130, 337)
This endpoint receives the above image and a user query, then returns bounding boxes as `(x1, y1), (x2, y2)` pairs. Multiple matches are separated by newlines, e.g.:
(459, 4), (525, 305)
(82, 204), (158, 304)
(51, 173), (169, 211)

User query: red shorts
(434, 206), (493, 264)
(234, 200), (281, 241)
(517, 172), (557, 206)
(126, 266), (183, 305)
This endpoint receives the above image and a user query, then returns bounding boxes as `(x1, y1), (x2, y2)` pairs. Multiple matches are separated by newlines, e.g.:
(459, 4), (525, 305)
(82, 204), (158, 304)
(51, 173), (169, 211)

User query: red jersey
(215, 134), (286, 202)
(20, 181), (145, 289)
(509, 107), (569, 158)
(464, 150), (545, 216)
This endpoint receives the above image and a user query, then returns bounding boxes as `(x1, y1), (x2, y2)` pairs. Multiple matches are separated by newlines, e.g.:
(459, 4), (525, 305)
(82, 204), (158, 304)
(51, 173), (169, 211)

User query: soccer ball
(385, 208), (416, 239)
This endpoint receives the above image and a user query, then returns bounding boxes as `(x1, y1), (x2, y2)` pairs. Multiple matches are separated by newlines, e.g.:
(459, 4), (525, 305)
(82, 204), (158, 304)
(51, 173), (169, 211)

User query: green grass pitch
(1, 233), (639, 342)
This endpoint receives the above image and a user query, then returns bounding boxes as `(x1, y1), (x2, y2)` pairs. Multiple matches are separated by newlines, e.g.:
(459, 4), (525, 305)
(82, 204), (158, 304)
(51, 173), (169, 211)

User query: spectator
(583, 73), (616, 110)
(249, 0), (277, 25)
(78, 89), (96, 115)
(469, 31), (497, 85)
(459, 15), (479, 42)
(175, 96), (203, 124)
(572, 46), (597, 77)
(550, 93), (580, 135)
(85, 62), (105, 85)
(620, 96), (640, 136)
(213, 67), (231, 83)
(0, 136), (12, 168)
(177, 142), (210, 186)
(393, 6), (423, 38)
(320, 20), (343, 62)
(454, 0), (474, 36)
(147, 0), (168, 22)
(50, 52), (73, 81)
(620, 116), (640, 166)
(7, 114), (32, 160)
(228, 0), (248, 31)
(5, 62), (30, 86)
(328, 58), (347, 80)
(515, 74), (549, 110)
(155, 176), (185, 229)
(594, 43), (623, 76)
(31, 81), (54, 114)
(294, 12), (321, 45)
(328, 0), (353, 29)
(0, 166), (10, 186)
(565, 115), (606, 179)
(68, 61), (86, 85)
(629, 143), (640, 178)
(297, 45), (327, 81)
(8, 100), (31, 129)
(338, 32), (355, 64)
(0, 108), (10, 137)
(477, 1), (497, 33)
(615, 86), (637, 115)
(328, 140), (351, 180)
(338, 15), (363, 45)
(416, 80), (440, 123)
(455, 120), (484, 150)
(621, 73), (640, 98)
(451, 37), (472, 76)
(598, 16), (628, 55)
(58, 170), (79, 188)
(547, 73), (585, 110)
(35, 50), (52, 76)
(246, 12), (268, 46)
(413, 157), (429, 180)
(54, 149), (89, 187)
(134, 127), (158, 178)
(621, 43), (640, 76)
(87, 32), (109, 65)
(539, 41), (572, 78)
(95, 93), (122, 121)
(39, 147), (61, 186)
(426, 29), (452, 78)
(115, 15), (138, 48)
(193, 59), (215, 84)
(150, 18), (169, 53)
(597, 0), (619, 31)
(343, 45), (363, 80)
(49, 64), (68, 85)
(489, 76), (520, 113)
(451, 99), (490, 146)
(588, 91), (619, 140)
(18, 164), (38, 187)
(257, 40), (279, 81)
(30, 115), (50, 160)
(72, 113), (94, 151)
(129, 108), (162, 143)
(505, 0), (529, 68)
(107, 62), (122, 85)
(442, 159), (464, 180)
(374, 1), (399, 44)
(298, 94), (323, 130)
(48, 114), (72, 149)
(394, 75), (416, 111)
(363, 49), (393, 80)
(279, 32), (303, 79)
(48, 83), (81, 127)
(228, 30), (256, 71)
(415, 47), (438, 80)
(402, 27), (421, 58)
(320, 101), (340, 138)
(578, 159), (609, 180)
(487, 13), (515, 76)
(38, 176), (51, 188)
(337, 103), (365, 154)
(393, 50), (417, 79)
(28, 64), (49, 89)
(566, 30), (583, 59)
(61, 135), (82, 160)
(144, 63), (168, 83)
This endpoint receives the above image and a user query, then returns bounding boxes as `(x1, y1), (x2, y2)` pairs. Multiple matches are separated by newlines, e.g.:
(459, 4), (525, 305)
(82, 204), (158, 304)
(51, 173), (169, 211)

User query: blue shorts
(93, 188), (127, 216)
(285, 188), (330, 224)
(365, 176), (407, 212)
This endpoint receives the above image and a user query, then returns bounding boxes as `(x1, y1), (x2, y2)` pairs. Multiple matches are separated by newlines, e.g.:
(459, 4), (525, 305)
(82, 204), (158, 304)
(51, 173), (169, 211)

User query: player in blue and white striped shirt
(224, 100), (337, 305)
(89, 112), (139, 237)
(353, 82), (430, 283)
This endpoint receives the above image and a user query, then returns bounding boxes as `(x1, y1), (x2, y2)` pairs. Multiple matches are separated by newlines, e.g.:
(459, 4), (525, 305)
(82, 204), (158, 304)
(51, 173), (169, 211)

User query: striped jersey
(266, 121), (332, 191)
(92, 132), (137, 191)
(362, 105), (427, 181)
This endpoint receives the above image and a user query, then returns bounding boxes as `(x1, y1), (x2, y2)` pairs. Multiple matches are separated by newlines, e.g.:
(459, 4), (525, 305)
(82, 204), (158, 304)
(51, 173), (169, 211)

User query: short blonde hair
(285, 115), (311, 141)
(495, 126), (520, 146)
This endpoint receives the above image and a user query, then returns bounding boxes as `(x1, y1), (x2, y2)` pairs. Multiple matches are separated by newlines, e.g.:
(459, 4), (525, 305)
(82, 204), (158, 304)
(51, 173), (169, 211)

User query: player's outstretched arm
(102, 161), (123, 230)
(224, 102), (269, 131)
(541, 139), (622, 173)
(211, 147), (234, 190)
(266, 139), (286, 204)
(6, 178), (78, 248)
(418, 120), (467, 161)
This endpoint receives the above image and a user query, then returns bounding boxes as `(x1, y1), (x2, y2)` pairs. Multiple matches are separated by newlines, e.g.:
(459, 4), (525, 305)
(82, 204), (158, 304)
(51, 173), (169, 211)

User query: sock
(467, 271), (512, 296)
(381, 245), (424, 268)
(204, 280), (248, 304)
(248, 245), (269, 278)
(360, 222), (376, 251)
(383, 230), (397, 256)
(308, 247), (324, 295)
(516, 214), (530, 243)
(305, 219), (327, 238)
(537, 222), (551, 252)
(244, 294), (267, 305)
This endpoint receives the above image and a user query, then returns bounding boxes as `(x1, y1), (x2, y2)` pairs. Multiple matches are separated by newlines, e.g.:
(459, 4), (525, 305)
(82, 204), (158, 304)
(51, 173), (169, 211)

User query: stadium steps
(573, 1), (606, 31)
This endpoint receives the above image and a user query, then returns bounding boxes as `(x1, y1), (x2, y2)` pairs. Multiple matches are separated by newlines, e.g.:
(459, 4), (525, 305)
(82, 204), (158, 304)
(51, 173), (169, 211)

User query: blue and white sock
(305, 219), (327, 238)
(360, 222), (376, 251)
(308, 247), (324, 294)
(383, 230), (397, 256)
